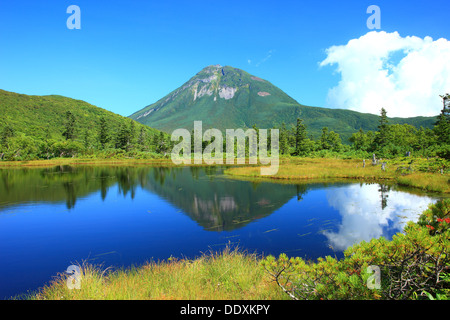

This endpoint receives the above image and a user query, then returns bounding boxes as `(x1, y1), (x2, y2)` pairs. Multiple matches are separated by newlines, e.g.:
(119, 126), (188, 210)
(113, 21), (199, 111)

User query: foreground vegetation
(28, 246), (286, 300)
(262, 198), (450, 300)
(28, 199), (449, 300)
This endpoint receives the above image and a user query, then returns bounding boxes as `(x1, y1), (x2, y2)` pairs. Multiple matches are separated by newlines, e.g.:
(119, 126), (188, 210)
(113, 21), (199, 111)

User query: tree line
(0, 112), (172, 160)
(276, 94), (449, 160)
(1, 94), (449, 161)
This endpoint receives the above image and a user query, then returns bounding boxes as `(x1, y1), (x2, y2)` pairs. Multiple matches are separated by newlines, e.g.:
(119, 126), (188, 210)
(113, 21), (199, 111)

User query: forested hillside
(0, 89), (170, 160)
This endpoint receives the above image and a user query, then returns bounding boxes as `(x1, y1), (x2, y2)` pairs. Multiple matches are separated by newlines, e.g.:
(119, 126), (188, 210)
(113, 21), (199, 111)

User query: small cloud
(247, 59), (252, 64)
(255, 49), (275, 67)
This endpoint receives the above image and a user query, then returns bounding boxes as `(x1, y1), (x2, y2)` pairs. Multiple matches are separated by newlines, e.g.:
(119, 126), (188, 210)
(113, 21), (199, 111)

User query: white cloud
(320, 31), (450, 117)
(255, 50), (274, 67)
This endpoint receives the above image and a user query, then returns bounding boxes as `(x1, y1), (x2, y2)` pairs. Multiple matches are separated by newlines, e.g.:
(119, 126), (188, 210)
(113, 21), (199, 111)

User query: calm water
(0, 165), (441, 299)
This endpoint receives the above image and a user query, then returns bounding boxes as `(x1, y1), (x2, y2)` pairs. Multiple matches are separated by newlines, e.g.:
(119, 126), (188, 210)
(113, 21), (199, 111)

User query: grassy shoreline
(27, 246), (287, 300)
(1, 156), (448, 193)
(224, 157), (450, 194)
(0, 157), (175, 168)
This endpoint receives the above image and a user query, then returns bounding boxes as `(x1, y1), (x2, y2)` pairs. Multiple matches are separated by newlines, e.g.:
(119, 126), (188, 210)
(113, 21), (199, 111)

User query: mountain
(130, 65), (437, 142)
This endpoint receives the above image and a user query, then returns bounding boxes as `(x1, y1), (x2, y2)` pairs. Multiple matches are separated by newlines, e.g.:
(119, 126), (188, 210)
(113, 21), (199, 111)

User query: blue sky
(1, 0), (449, 117)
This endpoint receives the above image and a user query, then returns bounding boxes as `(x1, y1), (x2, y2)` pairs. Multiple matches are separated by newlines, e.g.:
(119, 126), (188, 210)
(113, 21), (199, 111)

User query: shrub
(51, 140), (84, 158)
(1, 135), (40, 160)
(435, 145), (450, 160)
(261, 199), (450, 300)
(417, 198), (450, 236)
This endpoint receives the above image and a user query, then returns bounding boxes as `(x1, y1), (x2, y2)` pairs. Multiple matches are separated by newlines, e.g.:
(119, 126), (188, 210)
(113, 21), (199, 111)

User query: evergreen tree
(62, 111), (76, 140)
(1, 125), (14, 148)
(83, 129), (90, 151)
(129, 119), (136, 148)
(279, 122), (289, 155)
(137, 127), (147, 150)
(294, 118), (307, 156)
(116, 123), (131, 150)
(98, 117), (109, 149)
(320, 127), (331, 150)
(375, 107), (390, 148)
(434, 94), (450, 144)
(151, 133), (159, 152)
(157, 131), (167, 153)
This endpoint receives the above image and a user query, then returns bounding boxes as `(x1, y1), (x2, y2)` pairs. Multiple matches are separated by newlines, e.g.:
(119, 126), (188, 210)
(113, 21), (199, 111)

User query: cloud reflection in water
(322, 184), (438, 251)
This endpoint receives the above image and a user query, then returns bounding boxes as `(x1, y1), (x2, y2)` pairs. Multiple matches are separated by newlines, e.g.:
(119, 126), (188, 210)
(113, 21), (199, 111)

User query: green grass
(225, 156), (450, 193)
(396, 173), (450, 193)
(0, 157), (175, 168)
(28, 246), (287, 300)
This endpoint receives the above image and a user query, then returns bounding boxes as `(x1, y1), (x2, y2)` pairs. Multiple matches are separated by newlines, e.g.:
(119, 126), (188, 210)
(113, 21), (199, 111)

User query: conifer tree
(98, 117), (109, 149)
(137, 127), (147, 150)
(294, 118), (307, 155)
(279, 122), (289, 155)
(1, 125), (14, 148)
(320, 127), (330, 150)
(116, 123), (131, 150)
(375, 107), (389, 148)
(83, 129), (90, 150)
(62, 111), (76, 140)
(129, 119), (136, 147)
(434, 94), (450, 144)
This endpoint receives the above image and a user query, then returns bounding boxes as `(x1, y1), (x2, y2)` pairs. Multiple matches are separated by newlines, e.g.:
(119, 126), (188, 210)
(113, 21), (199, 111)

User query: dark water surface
(0, 165), (440, 299)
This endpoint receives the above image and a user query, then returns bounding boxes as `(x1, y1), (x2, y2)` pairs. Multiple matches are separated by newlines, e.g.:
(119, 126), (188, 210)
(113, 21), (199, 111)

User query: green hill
(0, 89), (164, 160)
(130, 65), (437, 142)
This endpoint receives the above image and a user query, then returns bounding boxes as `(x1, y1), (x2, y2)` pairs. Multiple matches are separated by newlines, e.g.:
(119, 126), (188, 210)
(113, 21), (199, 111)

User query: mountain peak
(202, 64), (222, 70)
(129, 65), (298, 131)
(128, 66), (436, 140)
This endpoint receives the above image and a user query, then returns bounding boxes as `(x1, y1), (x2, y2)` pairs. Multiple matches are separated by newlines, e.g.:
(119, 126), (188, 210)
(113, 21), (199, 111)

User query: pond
(0, 165), (441, 299)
